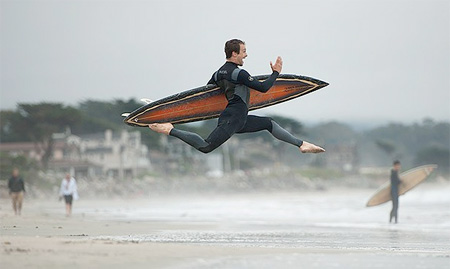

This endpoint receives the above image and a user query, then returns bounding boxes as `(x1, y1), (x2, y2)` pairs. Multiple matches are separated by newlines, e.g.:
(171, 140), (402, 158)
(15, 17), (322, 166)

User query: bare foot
(299, 141), (325, 153)
(149, 123), (174, 135)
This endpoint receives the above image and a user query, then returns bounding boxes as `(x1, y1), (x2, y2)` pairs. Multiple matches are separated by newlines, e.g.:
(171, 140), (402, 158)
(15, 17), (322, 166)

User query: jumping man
(149, 39), (325, 154)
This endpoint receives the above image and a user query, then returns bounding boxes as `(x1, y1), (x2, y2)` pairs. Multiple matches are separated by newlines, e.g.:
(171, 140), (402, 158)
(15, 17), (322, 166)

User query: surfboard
(366, 164), (437, 207)
(123, 74), (328, 127)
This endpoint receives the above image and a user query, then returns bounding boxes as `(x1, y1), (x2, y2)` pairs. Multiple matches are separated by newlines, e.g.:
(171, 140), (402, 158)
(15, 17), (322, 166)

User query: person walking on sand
(149, 39), (325, 154)
(59, 173), (79, 217)
(8, 168), (25, 215)
(390, 160), (401, 223)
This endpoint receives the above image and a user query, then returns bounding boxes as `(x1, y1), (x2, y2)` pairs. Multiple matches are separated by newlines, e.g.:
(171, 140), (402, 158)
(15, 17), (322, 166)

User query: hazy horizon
(1, 0), (449, 124)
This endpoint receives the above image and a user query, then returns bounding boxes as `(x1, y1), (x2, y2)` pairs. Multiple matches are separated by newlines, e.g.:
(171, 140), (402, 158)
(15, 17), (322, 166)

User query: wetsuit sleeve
(237, 69), (279, 93)
(207, 72), (218, 85)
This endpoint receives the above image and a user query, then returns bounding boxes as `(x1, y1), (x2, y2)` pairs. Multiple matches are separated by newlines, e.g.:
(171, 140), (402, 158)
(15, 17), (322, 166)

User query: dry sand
(1, 200), (328, 269)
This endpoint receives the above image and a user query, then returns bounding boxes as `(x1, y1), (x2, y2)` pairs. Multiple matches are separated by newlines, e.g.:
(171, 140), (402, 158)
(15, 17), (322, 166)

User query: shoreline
(2, 184), (449, 268)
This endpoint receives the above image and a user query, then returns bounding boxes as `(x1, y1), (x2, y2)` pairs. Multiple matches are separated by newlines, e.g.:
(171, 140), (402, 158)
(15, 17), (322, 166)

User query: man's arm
(237, 70), (278, 93)
(207, 73), (216, 85)
(237, 56), (283, 93)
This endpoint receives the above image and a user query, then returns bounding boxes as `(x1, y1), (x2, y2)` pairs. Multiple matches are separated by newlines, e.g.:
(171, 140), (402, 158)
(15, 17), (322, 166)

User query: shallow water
(81, 184), (450, 268)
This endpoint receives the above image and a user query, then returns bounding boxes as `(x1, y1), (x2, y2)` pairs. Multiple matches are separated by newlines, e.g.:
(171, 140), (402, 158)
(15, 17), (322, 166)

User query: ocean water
(85, 183), (450, 268)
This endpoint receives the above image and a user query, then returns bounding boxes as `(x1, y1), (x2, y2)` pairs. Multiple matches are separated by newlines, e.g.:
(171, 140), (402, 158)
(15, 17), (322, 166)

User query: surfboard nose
(124, 115), (140, 126)
(305, 76), (329, 88)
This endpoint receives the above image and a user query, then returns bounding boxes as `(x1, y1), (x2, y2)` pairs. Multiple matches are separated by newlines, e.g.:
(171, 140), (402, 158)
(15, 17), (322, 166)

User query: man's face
(235, 44), (247, 66)
(13, 169), (19, 177)
(394, 164), (401, 171)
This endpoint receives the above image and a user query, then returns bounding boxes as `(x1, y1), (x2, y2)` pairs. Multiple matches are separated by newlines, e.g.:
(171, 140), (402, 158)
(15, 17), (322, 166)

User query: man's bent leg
(151, 100), (247, 153)
(169, 127), (231, 154)
(150, 121), (236, 154)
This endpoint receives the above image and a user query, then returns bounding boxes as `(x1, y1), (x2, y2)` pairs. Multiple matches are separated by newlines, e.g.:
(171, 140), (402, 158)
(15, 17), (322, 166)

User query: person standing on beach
(59, 173), (79, 217)
(149, 39), (325, 154)
(8, 168), (26, 215)
(390, 160), (401, 223)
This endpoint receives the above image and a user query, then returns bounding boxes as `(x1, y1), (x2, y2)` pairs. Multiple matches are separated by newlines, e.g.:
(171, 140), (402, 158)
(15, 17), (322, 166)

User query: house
(323, 144), (359, 172)
(79, 130), (151, 179)
(0, 129), (152, 179)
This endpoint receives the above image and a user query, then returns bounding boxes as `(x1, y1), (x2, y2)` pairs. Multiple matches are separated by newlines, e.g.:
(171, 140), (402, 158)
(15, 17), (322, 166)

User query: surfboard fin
(121, 113), (131, 117)
(140, 98), (154, 104)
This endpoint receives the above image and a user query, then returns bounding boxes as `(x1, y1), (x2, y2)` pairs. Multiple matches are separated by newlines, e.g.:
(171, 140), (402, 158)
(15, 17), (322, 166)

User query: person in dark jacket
(8, 168), (26, 215)
(390, 160), (401, 223)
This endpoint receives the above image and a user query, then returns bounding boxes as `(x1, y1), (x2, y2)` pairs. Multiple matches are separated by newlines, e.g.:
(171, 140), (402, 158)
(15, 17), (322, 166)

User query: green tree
(415, 146), (450, 174)
(0, 152), (38, 181)
(12, 103), (81, 169)
(375, 139), (396, 157)
(0, 110), (29, 142)
(76, 99), (162, 149)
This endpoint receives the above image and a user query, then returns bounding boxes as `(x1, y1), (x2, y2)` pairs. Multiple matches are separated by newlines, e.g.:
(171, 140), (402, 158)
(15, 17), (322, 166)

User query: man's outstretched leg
(237, 115), (325, 153)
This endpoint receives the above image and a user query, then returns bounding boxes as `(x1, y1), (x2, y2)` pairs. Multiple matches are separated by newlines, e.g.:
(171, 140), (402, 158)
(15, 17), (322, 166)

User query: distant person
(390, 160), (401, 223)
(59, 173), (79, 217)
(8, 168), (25, 215)
(149, 39), (325, 154)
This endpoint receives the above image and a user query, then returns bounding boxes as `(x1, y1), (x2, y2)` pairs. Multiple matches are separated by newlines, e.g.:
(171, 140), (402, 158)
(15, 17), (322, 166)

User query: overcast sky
(1, 0), (449, 125)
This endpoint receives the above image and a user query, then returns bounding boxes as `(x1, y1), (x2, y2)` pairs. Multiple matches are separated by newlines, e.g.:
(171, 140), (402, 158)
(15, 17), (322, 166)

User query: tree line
(1, 100), (449, 176)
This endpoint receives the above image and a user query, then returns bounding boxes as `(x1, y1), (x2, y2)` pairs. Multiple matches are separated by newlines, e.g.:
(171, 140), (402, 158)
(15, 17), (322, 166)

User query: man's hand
(270, 56), (283, 73)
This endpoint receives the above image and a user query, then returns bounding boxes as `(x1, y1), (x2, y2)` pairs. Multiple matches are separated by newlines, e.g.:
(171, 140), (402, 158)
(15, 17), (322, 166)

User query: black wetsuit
(169, 62), (303, 153)
(390, 169), (400, 223)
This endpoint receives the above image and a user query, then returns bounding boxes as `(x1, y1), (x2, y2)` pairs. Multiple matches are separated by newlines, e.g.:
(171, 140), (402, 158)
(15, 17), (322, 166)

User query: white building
(79, 130), (151, 179)
(0, 129), (152, 179)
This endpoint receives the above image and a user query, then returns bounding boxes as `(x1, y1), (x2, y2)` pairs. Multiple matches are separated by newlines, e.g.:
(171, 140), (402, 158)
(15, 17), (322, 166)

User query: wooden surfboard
(123, 74), (328, 127)
(366, 164), (437, 207)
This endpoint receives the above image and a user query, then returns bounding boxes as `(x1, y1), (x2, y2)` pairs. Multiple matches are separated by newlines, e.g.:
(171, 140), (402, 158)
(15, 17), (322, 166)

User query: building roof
(0, 141), (67, 151)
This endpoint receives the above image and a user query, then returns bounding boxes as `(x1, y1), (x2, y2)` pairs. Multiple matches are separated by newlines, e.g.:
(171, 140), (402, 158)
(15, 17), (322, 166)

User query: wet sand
(1, 184), (449, 268)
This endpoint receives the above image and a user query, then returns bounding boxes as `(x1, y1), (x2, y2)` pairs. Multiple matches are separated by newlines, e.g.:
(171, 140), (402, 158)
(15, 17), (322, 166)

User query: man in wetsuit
(390, 160), (401, 223)
(149, 39), (325, 154)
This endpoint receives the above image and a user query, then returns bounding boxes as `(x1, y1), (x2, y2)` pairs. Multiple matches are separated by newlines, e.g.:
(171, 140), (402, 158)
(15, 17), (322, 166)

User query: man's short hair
(225, 39), (245, 59)
(393, 160), (401, 165)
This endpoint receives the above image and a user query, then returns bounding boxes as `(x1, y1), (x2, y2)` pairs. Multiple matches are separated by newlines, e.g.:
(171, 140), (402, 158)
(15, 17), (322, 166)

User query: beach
(1, 183), (449, 268)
